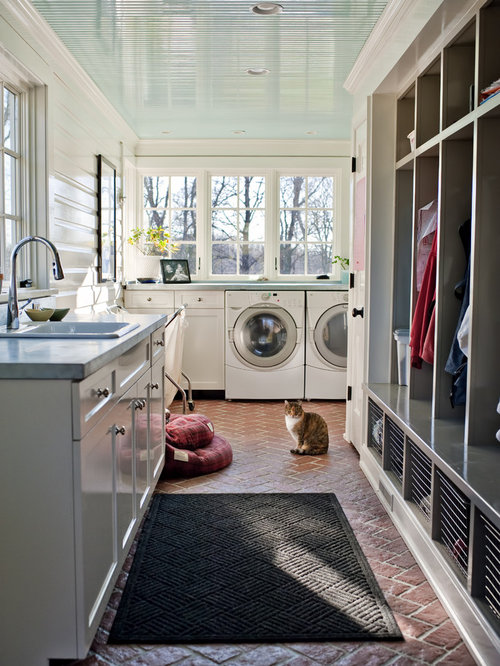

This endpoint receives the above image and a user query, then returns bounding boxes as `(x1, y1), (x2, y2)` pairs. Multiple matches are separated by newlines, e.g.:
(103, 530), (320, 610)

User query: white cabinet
(124, 287), (225, 390)
(174, 291), (224, 390)
(0, 324), (165, 666)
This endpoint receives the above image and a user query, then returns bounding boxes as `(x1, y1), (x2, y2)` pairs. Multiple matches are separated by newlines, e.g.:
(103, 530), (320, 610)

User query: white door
(346, 117), (367, 451)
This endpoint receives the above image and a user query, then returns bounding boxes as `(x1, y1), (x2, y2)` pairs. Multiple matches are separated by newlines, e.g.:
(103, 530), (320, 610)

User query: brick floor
(68, 399), (477, 665)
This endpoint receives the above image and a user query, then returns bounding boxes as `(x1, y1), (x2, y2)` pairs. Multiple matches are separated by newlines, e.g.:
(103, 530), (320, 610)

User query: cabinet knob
(115, 425), (126, 436)
(197, 297), (202, 302)
(96, 387), (110, 398)
(153, 339), (165, 346)
(352, 307), (364, 318)
(151, 382), (160, 390)
(147, 297), (152, 302)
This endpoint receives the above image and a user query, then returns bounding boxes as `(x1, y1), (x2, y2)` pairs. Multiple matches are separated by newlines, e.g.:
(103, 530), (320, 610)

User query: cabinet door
(181, 308), (224, 389)
(149, 358), (166, 485)
(79, 416), (117, 634)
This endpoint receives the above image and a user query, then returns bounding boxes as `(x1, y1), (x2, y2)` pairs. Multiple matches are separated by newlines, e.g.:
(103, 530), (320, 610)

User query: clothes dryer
(225, 290), (305, 399)
(305, 290), (348, 399)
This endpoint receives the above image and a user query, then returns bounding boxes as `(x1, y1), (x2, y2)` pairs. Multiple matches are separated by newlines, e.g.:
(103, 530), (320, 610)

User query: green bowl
(49, 307), (70, 321)
(25, 308), (55, 322)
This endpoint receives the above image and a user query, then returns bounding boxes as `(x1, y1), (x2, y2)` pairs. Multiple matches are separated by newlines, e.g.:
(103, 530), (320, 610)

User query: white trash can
(393, 328), (410, 385)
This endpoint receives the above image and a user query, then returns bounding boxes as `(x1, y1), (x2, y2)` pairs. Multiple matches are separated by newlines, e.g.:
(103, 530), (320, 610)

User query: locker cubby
(385, 417), (404, 487)
(436, 470), (470, 579)
(367, 398), (383, 459)
(443, 20), (476, 127)
(416, 57), (441, 146)
(396, 84), (415, 161)
(478, 1), (500, 106)
(408, 440), (432, 523)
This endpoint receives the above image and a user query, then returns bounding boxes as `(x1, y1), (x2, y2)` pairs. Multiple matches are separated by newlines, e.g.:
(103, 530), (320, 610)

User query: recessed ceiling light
(161, 130), (171, 135)
(305, 130), (318, 135)
(245, 68), (270, 76)
(232, 130), (247, 135)
(251, 3), (283, 15)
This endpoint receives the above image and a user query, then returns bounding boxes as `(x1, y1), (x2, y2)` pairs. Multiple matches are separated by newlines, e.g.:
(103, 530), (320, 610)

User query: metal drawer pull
(96, 387), (110, 398)
(147, 297), (152, 302)
(352, 307), (364, 318)
(135, 399), (146, 410)
(151, 382), (160, 390)
(153, 339), (165, 346)
(115, 425), (126, 436)
(197, 297), (202, 302)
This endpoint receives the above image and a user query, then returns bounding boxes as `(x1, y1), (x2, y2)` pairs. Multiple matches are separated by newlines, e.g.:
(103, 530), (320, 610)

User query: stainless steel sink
(0, 321), (140, 339)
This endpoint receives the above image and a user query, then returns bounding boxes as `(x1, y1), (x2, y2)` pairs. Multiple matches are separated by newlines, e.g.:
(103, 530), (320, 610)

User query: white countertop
(0, 313), (167, 381)
(124, 280), (349, 291)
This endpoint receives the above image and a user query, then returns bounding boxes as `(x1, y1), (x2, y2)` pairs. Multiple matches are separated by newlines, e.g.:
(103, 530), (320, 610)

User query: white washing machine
(305, 291), (348, 399)
(225, 290), (305, 399)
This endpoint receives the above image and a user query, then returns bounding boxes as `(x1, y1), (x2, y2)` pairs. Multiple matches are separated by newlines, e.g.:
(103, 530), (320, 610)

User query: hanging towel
(416, 200), (438, 291)
(410, 232), (437, 368)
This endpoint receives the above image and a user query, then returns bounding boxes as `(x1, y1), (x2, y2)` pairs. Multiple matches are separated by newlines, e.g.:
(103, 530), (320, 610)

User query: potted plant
(127, 226), (177, 281)
(332, 255), (350, 284)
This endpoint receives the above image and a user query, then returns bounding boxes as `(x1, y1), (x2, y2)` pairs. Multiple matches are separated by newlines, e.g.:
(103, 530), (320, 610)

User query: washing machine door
(313, 303), (348, 368)
(233, 306), (298, 368)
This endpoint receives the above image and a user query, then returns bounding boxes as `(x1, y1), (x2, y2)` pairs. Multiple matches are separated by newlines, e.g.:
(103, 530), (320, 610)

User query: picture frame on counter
(161, 259), (191, 284)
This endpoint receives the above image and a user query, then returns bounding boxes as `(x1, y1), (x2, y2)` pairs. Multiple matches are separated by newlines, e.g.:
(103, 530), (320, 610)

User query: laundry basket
(164, 305), (194, 412)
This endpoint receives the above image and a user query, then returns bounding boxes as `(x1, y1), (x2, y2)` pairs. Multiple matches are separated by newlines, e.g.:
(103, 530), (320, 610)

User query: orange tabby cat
(285, 400), (329, 455)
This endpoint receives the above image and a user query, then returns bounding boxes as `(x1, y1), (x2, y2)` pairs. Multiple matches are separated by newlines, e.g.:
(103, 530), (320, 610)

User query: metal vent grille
(386, 417), (404, 484)
(367, 399), (383, 458)
(480, 512), (500, 621)
(437, 471), (470, 578)
(409, 441), (432, 521)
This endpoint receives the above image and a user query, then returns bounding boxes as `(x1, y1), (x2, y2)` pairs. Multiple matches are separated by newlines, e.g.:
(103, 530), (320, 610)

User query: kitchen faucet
(7, 235), (65, 329)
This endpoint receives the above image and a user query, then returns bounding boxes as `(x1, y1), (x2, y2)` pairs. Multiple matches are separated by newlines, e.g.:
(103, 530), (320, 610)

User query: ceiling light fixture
(232, 130), (246, 135)
(245, 68), (270, 76)
(305, 130), (318, 135)
(161, 130), (171, 135)
(251, 3), (283, 15)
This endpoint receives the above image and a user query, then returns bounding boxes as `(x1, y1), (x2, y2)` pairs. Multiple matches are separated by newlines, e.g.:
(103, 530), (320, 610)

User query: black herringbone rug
(109, 493), (402, 643)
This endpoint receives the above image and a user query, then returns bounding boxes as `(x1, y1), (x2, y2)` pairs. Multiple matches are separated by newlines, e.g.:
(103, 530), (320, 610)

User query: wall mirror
(97, 154), (116, 282)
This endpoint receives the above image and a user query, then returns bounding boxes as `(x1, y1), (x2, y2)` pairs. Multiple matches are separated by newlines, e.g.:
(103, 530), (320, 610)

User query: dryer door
(313, 303), (348, 368)
(233, 306), (298, 368)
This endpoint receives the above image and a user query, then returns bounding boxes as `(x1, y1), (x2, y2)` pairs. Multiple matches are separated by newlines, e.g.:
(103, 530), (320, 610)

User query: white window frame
(134, 167), (342, 283)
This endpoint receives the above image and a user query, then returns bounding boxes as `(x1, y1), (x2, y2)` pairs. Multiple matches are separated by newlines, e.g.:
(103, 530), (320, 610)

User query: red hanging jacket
(410, 232), (437, 368)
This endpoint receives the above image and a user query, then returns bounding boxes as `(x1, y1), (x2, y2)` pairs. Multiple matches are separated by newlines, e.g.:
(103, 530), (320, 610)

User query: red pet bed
(161, 412), (232, 478)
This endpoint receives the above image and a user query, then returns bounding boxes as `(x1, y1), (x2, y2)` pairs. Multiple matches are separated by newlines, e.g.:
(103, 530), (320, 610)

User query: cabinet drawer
(115, 338), (150, 395)
(124, 290), (174, 310)
(74, 364), (116, 439)
(174, 291), (224, 309)
(151, 325), (165, 363)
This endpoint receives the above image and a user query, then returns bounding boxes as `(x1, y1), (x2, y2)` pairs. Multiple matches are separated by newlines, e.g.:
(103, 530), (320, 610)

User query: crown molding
(344, 0), (445, 95)
(1, 0), (137, 142)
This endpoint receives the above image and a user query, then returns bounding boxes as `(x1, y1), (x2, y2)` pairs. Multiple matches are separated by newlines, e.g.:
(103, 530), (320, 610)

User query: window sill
(0, 288), (58, 305)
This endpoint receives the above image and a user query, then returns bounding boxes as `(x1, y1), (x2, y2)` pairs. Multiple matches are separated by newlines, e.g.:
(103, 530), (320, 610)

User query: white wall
(0, 0), (137, 313)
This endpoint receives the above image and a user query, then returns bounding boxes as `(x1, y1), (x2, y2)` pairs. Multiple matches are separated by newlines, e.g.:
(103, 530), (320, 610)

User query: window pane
(280, 210), (305, 241)
(307, 244), (333, 274)
(3, 88), (18, 151)
(4, 153), (17, 216)
(173, 244), (197, 275)
(4, 218), (20, 279)
(211, 176), (237, 208)
(172, 210), (196, 240)
(212, 210), (237, 241)
(170, 177), (196, 208)
(144, 176), (169, 208)
(280, 176), (305, 208)
(239, 176), (265, 208)
(280, 243), (304, 274)
(239, 209), (265, 241)
(240, 243), (264, 275)
(145, 209), (168, 229)
(307, 210), (334, 241)
(212, 243), (236, 274)
(308, 177), (333, 208)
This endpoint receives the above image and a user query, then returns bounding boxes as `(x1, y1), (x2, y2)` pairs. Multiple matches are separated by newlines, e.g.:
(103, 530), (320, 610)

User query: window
(1, 83), (21, 281)
(143, 176), (197, 274)
(279, 176), (335, 276)
(211, 176), (265, 276)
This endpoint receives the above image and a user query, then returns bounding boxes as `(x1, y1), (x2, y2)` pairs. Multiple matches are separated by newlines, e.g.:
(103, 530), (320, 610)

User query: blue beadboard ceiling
(30, 0), (388, 140)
